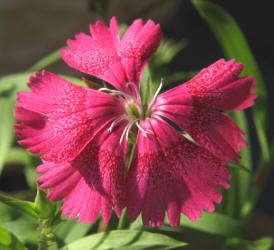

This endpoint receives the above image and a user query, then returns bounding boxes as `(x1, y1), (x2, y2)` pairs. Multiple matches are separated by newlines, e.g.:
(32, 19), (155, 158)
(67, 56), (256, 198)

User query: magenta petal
(15, 71), (126, 163)
(37, 123), (128, 223)
(153, 59), (256, 163)
(61, 18), (162, 94)
(126, 117), (230, 227)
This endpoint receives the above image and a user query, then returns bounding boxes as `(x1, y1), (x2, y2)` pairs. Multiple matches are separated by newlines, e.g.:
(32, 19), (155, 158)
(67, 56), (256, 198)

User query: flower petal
(153, 59), (256, 162)
(126, 117), (230, 227)
(61, 17), (162, 94)
(155, 59), (256, 111)
(15, 71), (126, 163)
(37, 123), (128, 223)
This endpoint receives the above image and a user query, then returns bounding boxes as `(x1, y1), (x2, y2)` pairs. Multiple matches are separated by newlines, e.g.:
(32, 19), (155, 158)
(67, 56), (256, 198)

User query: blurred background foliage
(0, 0), (274, 249)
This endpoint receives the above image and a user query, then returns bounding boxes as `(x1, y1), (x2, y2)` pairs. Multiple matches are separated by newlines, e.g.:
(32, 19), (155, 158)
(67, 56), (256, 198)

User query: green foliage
(0, 225), (27, 250)
(0, 203), (39, 245)
(55, 218), (98, 247)
(172, 212), (248, 238)
(222, 237), (273, 250)
(0, 192), (38, 218)
(62, 230), (187, 250)
(35, 188), (56, 219)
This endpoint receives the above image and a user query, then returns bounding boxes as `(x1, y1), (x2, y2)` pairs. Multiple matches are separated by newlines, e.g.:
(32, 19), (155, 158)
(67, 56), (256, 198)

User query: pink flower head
(14, 17), (256, 227)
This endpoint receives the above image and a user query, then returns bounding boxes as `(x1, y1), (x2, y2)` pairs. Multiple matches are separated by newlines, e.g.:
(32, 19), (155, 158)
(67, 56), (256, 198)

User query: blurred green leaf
(227, 163), (252, 175)
(0, 192), (38, 218)
(62, 230), (187, 250)
(27, 48), (63, 72)
(220, 110), (252, 218)
(0, 203), (39, 245)
(149, 39), (188, 90)
(166, 212), (248, 238)
(0, 225), (27, 250)
(151, 39), (188, 68)
(0, 97), (16, 174)
(0, 73), (31, 94)
(1, 220), (39, 245)
(55, 218), (98, 247)
(222, 237), (273, 250)
(0, 73), (32, 174)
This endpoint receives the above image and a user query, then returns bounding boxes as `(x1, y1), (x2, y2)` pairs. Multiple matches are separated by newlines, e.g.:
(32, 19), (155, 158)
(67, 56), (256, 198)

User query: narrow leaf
(62, 230), (187, 250)
(0, 98), (16, 174)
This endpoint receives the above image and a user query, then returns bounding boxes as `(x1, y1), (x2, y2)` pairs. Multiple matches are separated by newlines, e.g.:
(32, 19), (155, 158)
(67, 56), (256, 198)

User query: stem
(38, 223), (58, 250)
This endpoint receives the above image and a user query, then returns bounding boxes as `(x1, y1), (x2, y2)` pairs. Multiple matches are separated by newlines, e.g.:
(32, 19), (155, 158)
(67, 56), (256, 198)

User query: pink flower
(14, 17), (256, 227)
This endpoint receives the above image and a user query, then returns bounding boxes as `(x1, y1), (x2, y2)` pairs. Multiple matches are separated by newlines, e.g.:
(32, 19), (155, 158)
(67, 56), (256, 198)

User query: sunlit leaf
(0, 225), (27, 250)
(62, 230), (187, 250)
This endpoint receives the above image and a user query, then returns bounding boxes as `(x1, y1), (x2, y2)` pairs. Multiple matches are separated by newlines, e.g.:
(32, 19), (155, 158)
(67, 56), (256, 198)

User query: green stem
(38, 221), (58, 250)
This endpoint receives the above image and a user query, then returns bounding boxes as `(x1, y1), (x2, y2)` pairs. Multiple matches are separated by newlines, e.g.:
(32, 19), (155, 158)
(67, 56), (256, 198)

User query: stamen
(152, 78), (164, 102)
(120, 119), (137, 144)
(136, 122), (154, 137)
(108, 115), (127, 132)
(99, 87), (132, 99)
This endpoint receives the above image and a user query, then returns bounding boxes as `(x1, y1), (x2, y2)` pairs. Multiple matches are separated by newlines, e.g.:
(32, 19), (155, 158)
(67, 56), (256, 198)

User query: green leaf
(222, 237), (273, 250)
(0, 203), (39, 245)
(27, 48), (63, 72)
(0, 73), (30, 94)
(0, 225), (27, 250)
(0, 97), (16, 174)
(62, 230), (187, 250)
(0, 192), (38, 218)
(220, 111), (252, 218)
(0, 73), (32, 174)
(55, 218), (97, 247)
(164, 212), (248, 238)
